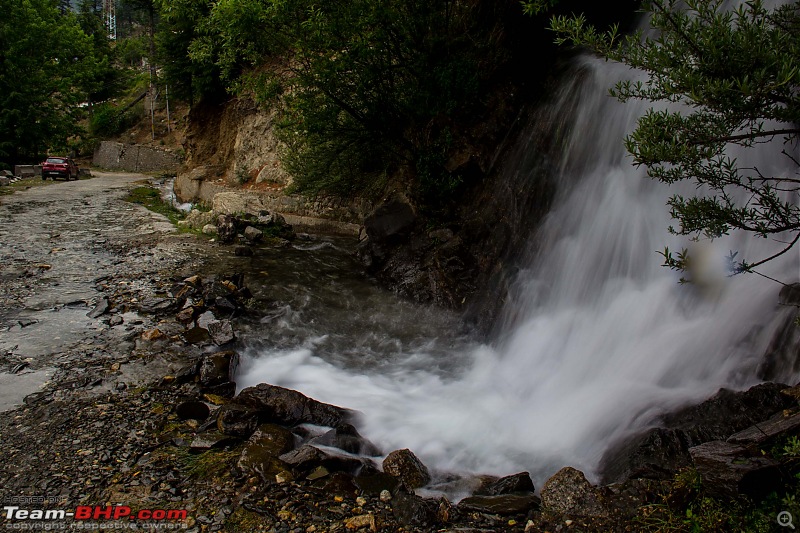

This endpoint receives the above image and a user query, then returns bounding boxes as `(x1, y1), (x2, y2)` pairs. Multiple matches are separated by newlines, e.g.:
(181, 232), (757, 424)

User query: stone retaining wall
(93, 142), (182, 173)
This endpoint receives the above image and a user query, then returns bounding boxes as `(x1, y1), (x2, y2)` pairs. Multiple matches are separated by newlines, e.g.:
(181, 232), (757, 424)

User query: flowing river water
(233, 7), (800, 487)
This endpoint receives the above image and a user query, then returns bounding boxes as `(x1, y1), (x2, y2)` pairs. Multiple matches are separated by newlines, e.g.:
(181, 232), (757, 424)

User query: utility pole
(165, 84), (171, 134)
(102, 0), (116, 40)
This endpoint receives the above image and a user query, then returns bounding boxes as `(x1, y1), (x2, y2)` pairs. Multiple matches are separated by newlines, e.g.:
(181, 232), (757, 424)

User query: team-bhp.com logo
(3, 506), (189, 529)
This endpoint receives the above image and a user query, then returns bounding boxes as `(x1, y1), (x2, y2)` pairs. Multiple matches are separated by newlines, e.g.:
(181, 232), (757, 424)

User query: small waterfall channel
(235, 2), (800, 486)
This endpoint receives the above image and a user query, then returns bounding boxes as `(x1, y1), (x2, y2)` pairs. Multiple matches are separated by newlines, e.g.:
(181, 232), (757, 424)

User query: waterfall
(237, 5), (799, 486)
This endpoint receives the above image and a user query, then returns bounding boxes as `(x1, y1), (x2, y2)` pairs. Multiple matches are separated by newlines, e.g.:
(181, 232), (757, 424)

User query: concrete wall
(93, 142), (182, 173)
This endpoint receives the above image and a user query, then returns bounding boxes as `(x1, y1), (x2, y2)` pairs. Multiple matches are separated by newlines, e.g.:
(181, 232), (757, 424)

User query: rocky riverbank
(2, 173), (800, 533)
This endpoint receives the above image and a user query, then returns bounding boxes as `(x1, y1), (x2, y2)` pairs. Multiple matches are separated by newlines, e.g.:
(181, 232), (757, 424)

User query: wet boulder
(391, 489), (438, 530)
(236, 424), (295, 481)
(207, 319), (235, 345)
(353, 472), (400, 497)
(458, 494), (540, 515)
(600, 382), (795, 483)
(278, 445), (366, 477)
(235, 383), (353, 427)
(382, 449), (431, 489)
(243, 226), (263, 243)
(477, 471), (535, 495)
(198, 351), (237, 387)
(690, 440), (781, 500)
(309, 424), (382, 456)
(216, 404), (260, 437)
(540, 467), (607, 518)
(216, 214), (237, 244)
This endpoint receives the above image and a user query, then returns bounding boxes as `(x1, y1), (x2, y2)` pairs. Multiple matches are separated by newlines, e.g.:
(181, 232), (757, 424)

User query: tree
(0, 0), (102, 162)
(191, 0), (514, 203)
(541, 0), (800, 276)
(155, 0), (223, 105)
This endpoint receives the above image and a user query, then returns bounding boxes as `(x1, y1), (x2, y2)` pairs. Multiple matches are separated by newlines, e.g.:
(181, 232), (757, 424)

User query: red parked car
(41, 157), (79, 181)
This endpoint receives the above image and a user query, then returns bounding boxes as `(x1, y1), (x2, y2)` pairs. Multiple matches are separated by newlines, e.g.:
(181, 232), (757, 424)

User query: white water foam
(237, 20), (800, 484)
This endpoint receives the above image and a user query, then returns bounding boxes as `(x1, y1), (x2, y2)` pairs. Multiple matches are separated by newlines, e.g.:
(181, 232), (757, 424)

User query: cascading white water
(237, 6), (799, 486)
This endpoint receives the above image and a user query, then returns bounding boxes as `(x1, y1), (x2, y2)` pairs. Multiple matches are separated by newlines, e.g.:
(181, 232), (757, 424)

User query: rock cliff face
(173, 82), (569, 331)
(174, 98), (369, 235)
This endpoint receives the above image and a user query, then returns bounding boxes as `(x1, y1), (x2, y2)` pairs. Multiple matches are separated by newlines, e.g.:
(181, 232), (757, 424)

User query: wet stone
(382, 449), (431, 489)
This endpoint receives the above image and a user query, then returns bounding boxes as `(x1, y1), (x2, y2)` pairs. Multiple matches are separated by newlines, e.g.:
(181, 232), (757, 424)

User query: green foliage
(639, 467), (796, 532)
(89, 102), (141, 136)
(550, 0), (800, 275)
(124, 186), (186, 225)
(189, 0), (510, 204)
(156, 0), (224, 105)
(0, 0), (104, 162)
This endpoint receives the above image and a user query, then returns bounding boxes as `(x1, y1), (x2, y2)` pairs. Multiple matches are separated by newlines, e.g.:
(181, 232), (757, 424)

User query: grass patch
(0, 176), (66, 197)
(638, 444), (800, 532)
(171, 446), (242, 479)
(124, 186), (186, 225)
(223, 508), (269, 533)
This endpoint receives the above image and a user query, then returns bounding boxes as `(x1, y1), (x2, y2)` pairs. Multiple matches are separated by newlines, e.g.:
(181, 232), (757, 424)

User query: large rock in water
(309, 424), (382, 456)
(236, 424), (295, 481)
(599, 382), (795, 483)
(476, 472), (535, 495)
(382, 449), (431, 489)
(235, 383), (352, 427)
(540, 467), (607, 518)
(198, 351), (237, 387)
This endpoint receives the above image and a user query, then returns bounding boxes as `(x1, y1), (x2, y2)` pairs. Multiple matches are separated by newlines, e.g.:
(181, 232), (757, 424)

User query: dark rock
(365, 197), (416, 244)
(174, 361), (201, 384)
(602, 478), (667, 519)
(391, 489), (438, 529)
(207, 320), (235, 345)
(175, 401), (210, 421)
(458, 494), (540, 515)
(382, 449), (431, 489)
(216, 404), (259, 437)
(600, 382), (794, 483)
(87, 297), (109, 318)
(780, 283), (800, 305)
(600, 428), (692, 483)
(199, 351), (237, 387)
(235, 383), (352, 427)
(236, 424), (294, 481)
(183, 326), (210, 345)
(477, 472), (535, 495)
(217, 215), (237, 244)
(196, 310), (217, 330)
(278, 445), (365, 476)
(138, 297), (184, 315)
(353, 472), (400, 496)
(759, 300), (800, 381)
(108, 315), (123, 326)
(316, 472), (358, 497)
(309, 424), (382, 456)
(234, 246), (253, 257)
(202, 382), (236, 398)
(540, 467), (607, 518)
(690, 440), (781, 500)
(213, 296), (241, 317)
(728, 409), (800, 446)
(189, 432), (239, 452)
(221, 273), (245, 290)
(176, 307), (196, 324)
(243, 226), (263, 243)
(662, 383), (795, 443)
